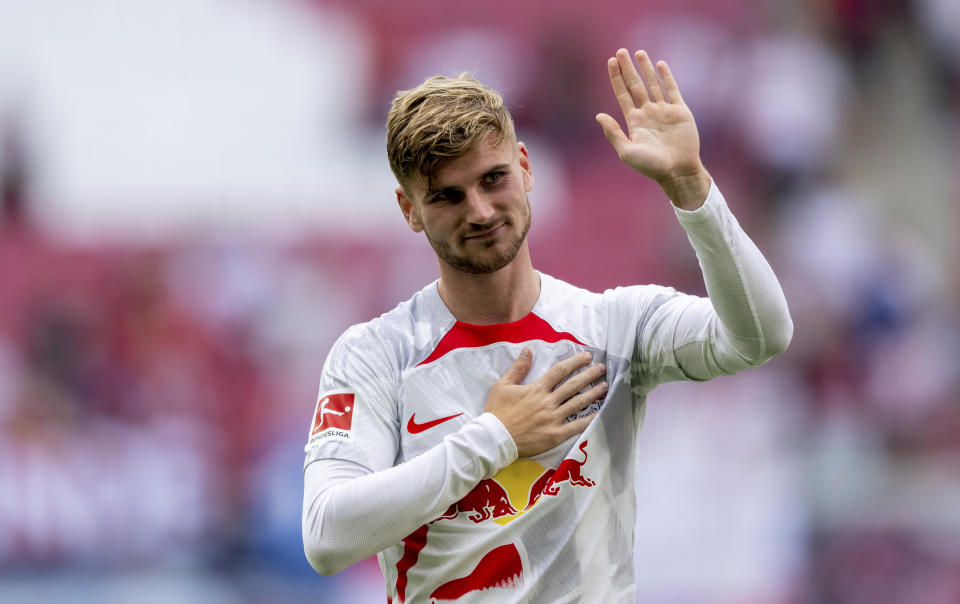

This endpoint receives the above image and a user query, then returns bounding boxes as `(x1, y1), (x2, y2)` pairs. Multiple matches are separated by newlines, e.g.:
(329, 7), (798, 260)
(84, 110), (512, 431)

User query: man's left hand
(596, 48), (711, 210)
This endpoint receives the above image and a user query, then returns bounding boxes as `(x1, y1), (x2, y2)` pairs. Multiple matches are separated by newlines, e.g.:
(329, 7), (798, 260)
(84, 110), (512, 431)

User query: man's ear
(396, 186), (424, 232)
(517, 142), (533, 192)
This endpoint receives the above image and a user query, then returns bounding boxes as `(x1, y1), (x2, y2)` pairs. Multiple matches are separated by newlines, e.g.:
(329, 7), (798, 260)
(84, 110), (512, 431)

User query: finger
(607, 56), (637, 118)
(595, 113), (629, 153)
(552, 363), (606, 403)
(616, 48), (650, 106)
(499, 347), (532, 385)
(635, 50), (665, 103)
(558, 412), (599, 440)
(538, 351), (592, 390)
(656, 60), (684, 104)
(558, 380), (608, 416)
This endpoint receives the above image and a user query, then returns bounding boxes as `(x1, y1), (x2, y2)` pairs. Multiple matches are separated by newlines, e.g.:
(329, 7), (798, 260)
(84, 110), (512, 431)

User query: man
(302, 49), (792, 602)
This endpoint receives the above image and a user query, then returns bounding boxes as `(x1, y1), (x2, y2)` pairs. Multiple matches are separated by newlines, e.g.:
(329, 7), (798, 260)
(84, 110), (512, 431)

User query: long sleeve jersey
(302, 181), (793, 603)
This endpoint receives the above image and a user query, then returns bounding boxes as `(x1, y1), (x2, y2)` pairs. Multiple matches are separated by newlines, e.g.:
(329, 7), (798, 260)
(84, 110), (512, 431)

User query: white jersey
(303, 182), (793, 603)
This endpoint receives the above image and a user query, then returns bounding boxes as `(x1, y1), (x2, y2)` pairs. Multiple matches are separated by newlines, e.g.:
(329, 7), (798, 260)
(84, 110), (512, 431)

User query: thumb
(595, 113), (628, 153)
(500, 347), (532, 384)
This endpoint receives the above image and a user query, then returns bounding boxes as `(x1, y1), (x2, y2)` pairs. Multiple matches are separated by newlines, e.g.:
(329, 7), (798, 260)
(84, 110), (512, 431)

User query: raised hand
(484, 348), (607, 458)
(596, 49), (711, 210)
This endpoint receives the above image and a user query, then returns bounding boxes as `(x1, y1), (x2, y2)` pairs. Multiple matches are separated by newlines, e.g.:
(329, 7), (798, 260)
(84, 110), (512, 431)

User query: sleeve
(303, 325), (401, 473)
(302, 414), (517, 575)
(302, 325), (518, 575)
(611, 180), (793, 385)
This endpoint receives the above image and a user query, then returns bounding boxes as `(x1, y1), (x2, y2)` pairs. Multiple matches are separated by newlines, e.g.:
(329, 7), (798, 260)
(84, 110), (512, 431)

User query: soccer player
(302, 49), (792, 602)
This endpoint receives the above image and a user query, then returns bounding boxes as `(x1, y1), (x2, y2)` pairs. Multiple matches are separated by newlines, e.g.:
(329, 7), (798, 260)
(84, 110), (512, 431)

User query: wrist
(659, 165), (711, 211)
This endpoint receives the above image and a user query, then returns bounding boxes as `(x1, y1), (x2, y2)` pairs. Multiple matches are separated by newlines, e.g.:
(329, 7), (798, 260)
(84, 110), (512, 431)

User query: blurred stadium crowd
(0, 0), (957, 602)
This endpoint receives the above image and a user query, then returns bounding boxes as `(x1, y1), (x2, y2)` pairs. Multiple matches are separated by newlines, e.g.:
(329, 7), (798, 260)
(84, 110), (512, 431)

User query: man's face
(397, 135), (534, 275)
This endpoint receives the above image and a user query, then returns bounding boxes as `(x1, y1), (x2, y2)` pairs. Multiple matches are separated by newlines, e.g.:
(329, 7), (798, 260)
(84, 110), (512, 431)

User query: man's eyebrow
(425, 164), (512, 195)
(426, 184), (456, 196)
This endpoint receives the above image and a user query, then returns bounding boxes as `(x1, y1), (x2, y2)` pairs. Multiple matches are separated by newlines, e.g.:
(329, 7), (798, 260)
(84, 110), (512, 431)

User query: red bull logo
(524, 441), (595, 509)
(435, 479), (518, 523)
(394, 442), (594, 602)
(435, 440), (595, 526)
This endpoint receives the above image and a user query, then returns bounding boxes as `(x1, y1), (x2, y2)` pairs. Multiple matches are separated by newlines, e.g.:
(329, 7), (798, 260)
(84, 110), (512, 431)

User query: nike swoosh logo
(407, 412), (464, 434)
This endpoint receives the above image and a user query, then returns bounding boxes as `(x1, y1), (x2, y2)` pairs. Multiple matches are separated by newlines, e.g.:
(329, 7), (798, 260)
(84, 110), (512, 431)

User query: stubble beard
(424, 199), (532, 275)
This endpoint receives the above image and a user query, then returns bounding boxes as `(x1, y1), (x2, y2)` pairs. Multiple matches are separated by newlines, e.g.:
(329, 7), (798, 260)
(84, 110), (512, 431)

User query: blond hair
(386, 74), (516, 188)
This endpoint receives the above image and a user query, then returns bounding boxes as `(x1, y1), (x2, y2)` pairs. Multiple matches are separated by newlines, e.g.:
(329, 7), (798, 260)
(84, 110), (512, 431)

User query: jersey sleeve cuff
(474, 412), (519, 471)
(672, 178), (724, 225)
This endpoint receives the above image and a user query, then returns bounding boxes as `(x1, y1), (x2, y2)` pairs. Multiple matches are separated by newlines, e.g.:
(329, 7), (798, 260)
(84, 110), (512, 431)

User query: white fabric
(302, 181), (792, 603)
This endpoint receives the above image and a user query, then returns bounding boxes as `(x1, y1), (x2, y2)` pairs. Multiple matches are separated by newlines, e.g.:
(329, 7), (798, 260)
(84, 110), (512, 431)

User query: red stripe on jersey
(417, 313), (585, 366)
(430, 543), (523, 599)
(395, 524), (429, 602)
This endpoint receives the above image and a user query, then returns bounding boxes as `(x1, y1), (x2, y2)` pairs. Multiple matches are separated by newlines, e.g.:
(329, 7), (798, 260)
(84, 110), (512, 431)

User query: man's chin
(438, 244), (521, 275)
(428, 228), (528, 275)
(445, 255), (514, 275)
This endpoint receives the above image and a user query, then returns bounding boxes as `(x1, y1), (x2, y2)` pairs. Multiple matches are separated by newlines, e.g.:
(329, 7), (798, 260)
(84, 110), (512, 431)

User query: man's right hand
(483, 348), (607, 458)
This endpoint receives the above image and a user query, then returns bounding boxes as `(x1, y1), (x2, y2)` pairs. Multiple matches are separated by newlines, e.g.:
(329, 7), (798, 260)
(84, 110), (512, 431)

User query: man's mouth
(463, 223), (506, 241)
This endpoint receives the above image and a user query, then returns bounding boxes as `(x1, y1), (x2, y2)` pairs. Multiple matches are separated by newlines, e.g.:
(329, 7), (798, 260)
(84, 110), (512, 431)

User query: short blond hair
(386, 74), (516, 188)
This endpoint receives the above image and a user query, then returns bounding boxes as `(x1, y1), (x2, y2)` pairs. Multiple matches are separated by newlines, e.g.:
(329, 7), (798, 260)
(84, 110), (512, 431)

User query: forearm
(672, 180), (793, 376)
(302, 413), (517, 575)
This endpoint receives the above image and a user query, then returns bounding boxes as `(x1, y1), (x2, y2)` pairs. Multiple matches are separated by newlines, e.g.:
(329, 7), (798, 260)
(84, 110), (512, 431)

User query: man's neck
(436, 247), (540, 325)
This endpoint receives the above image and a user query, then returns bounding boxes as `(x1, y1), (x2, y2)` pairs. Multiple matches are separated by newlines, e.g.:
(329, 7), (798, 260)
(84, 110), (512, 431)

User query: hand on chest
(399, 341), (606, 456)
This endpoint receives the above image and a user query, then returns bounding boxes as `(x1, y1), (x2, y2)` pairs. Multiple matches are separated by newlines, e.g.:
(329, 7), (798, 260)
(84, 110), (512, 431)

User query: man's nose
(463, 190), (496, 225)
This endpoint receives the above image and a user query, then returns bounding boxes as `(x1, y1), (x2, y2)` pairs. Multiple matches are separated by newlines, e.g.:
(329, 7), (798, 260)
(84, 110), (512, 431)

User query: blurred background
(0, 0), (957, 602)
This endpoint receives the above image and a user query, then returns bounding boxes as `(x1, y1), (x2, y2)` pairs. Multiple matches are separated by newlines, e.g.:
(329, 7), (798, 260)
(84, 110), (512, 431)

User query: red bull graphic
(435, 440), (595, 526)
(393, 442), (595, 601)
(430, 543), (523, 601)
(524, 440), (595, 509)
(435, 479), (519, 523)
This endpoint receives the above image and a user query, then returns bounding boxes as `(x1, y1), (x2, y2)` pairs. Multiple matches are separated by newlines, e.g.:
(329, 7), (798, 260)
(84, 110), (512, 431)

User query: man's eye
(430, 189), (464, 203)
(482, 172), (504, 185)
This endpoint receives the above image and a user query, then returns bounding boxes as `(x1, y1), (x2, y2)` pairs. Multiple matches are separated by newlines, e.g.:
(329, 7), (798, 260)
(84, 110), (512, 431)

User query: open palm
(596, 49), (702, 185)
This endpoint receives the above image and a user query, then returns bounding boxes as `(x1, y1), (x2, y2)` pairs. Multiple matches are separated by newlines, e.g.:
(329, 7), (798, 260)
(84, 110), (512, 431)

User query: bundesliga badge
(307, 390), (355, 446)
